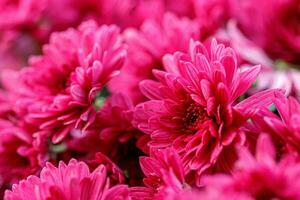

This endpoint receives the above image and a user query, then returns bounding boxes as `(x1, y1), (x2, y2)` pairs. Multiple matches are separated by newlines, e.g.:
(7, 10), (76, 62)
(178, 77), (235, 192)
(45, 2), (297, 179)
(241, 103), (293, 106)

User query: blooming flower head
(5, 159), (130, 200)
(229, 0), (300, 64)
(134, 39), (282, 185)
(109, 13), (200, 104)
(20, 20), (126, 143)
(201, 134), (300, 200)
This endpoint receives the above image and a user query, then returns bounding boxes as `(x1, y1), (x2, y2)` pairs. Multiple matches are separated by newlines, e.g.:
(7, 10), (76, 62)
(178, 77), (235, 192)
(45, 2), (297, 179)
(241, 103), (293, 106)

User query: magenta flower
(19, 20), (126, 143)
(5, 159), (130, 200)
(0, 71), (46, 192)
(194, 0), (229, 38)
(0, 0), (44, 29)
(0, 119), (38, 187)
(97, 93), (141, 143)
(229, 0), (300, 64)
(2, 1), (300, 200)
(109, 13), (200, 104)
(87, 152), (125, 185)
(64, 94), (144, 186)
(134, 39), (282, 185)
(130, 148), (188, 200)
(0, 0), (46, 69)
(201, 134), (300, 199)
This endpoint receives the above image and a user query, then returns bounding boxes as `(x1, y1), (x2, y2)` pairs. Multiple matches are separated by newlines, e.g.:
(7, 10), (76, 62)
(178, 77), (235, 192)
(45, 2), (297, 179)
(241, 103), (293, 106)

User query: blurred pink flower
(0, 0), (46, 69)
(5, 159), (130, 200)
(19, 20), (126, 143)
(109, 13), (200, 104)
(0, 0), (45, 29)
(201, 134), (300, 199)
(0, 69), (47, 192)
(65, 94), (144, 186)
(263, 95), (300, 154)
(193, 0), (229, 38)
(229, 0), (300, 64)
(134, 39), (283, 185)
(0, 119), (39, 187)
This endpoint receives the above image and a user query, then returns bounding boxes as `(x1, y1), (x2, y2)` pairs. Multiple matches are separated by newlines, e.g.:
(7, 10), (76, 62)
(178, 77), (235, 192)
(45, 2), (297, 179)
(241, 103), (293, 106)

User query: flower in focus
(5, 159), (130, 200)
(134, 39), (282, 185)
(20, 20), (126, 143)
(1, 1), (300, 200)
(200, 134), (300, 199)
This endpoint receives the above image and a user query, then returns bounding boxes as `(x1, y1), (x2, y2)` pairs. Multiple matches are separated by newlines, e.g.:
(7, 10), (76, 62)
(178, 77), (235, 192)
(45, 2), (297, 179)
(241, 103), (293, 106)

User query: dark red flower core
(184, 103), (209, 132)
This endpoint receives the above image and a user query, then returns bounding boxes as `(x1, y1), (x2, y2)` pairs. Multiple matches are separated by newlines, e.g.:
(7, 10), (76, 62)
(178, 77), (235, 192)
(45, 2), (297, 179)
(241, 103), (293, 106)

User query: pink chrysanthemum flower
(19, 20), (126, 143)
(109, 13), (200, 104)
(130, 148), (188, 200)
(134, 39), (282, 185)
(5, 159), (130, 200)
(201, 134), (300, 199)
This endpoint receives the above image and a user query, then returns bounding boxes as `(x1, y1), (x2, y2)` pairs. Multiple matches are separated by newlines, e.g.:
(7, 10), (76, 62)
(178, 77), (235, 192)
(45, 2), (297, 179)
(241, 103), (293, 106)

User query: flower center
(184, 103), (208, 131)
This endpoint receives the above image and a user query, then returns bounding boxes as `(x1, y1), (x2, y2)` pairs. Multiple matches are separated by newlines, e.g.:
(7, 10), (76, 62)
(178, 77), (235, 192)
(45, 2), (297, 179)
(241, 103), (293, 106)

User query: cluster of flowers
(1, 0), (300, 199)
